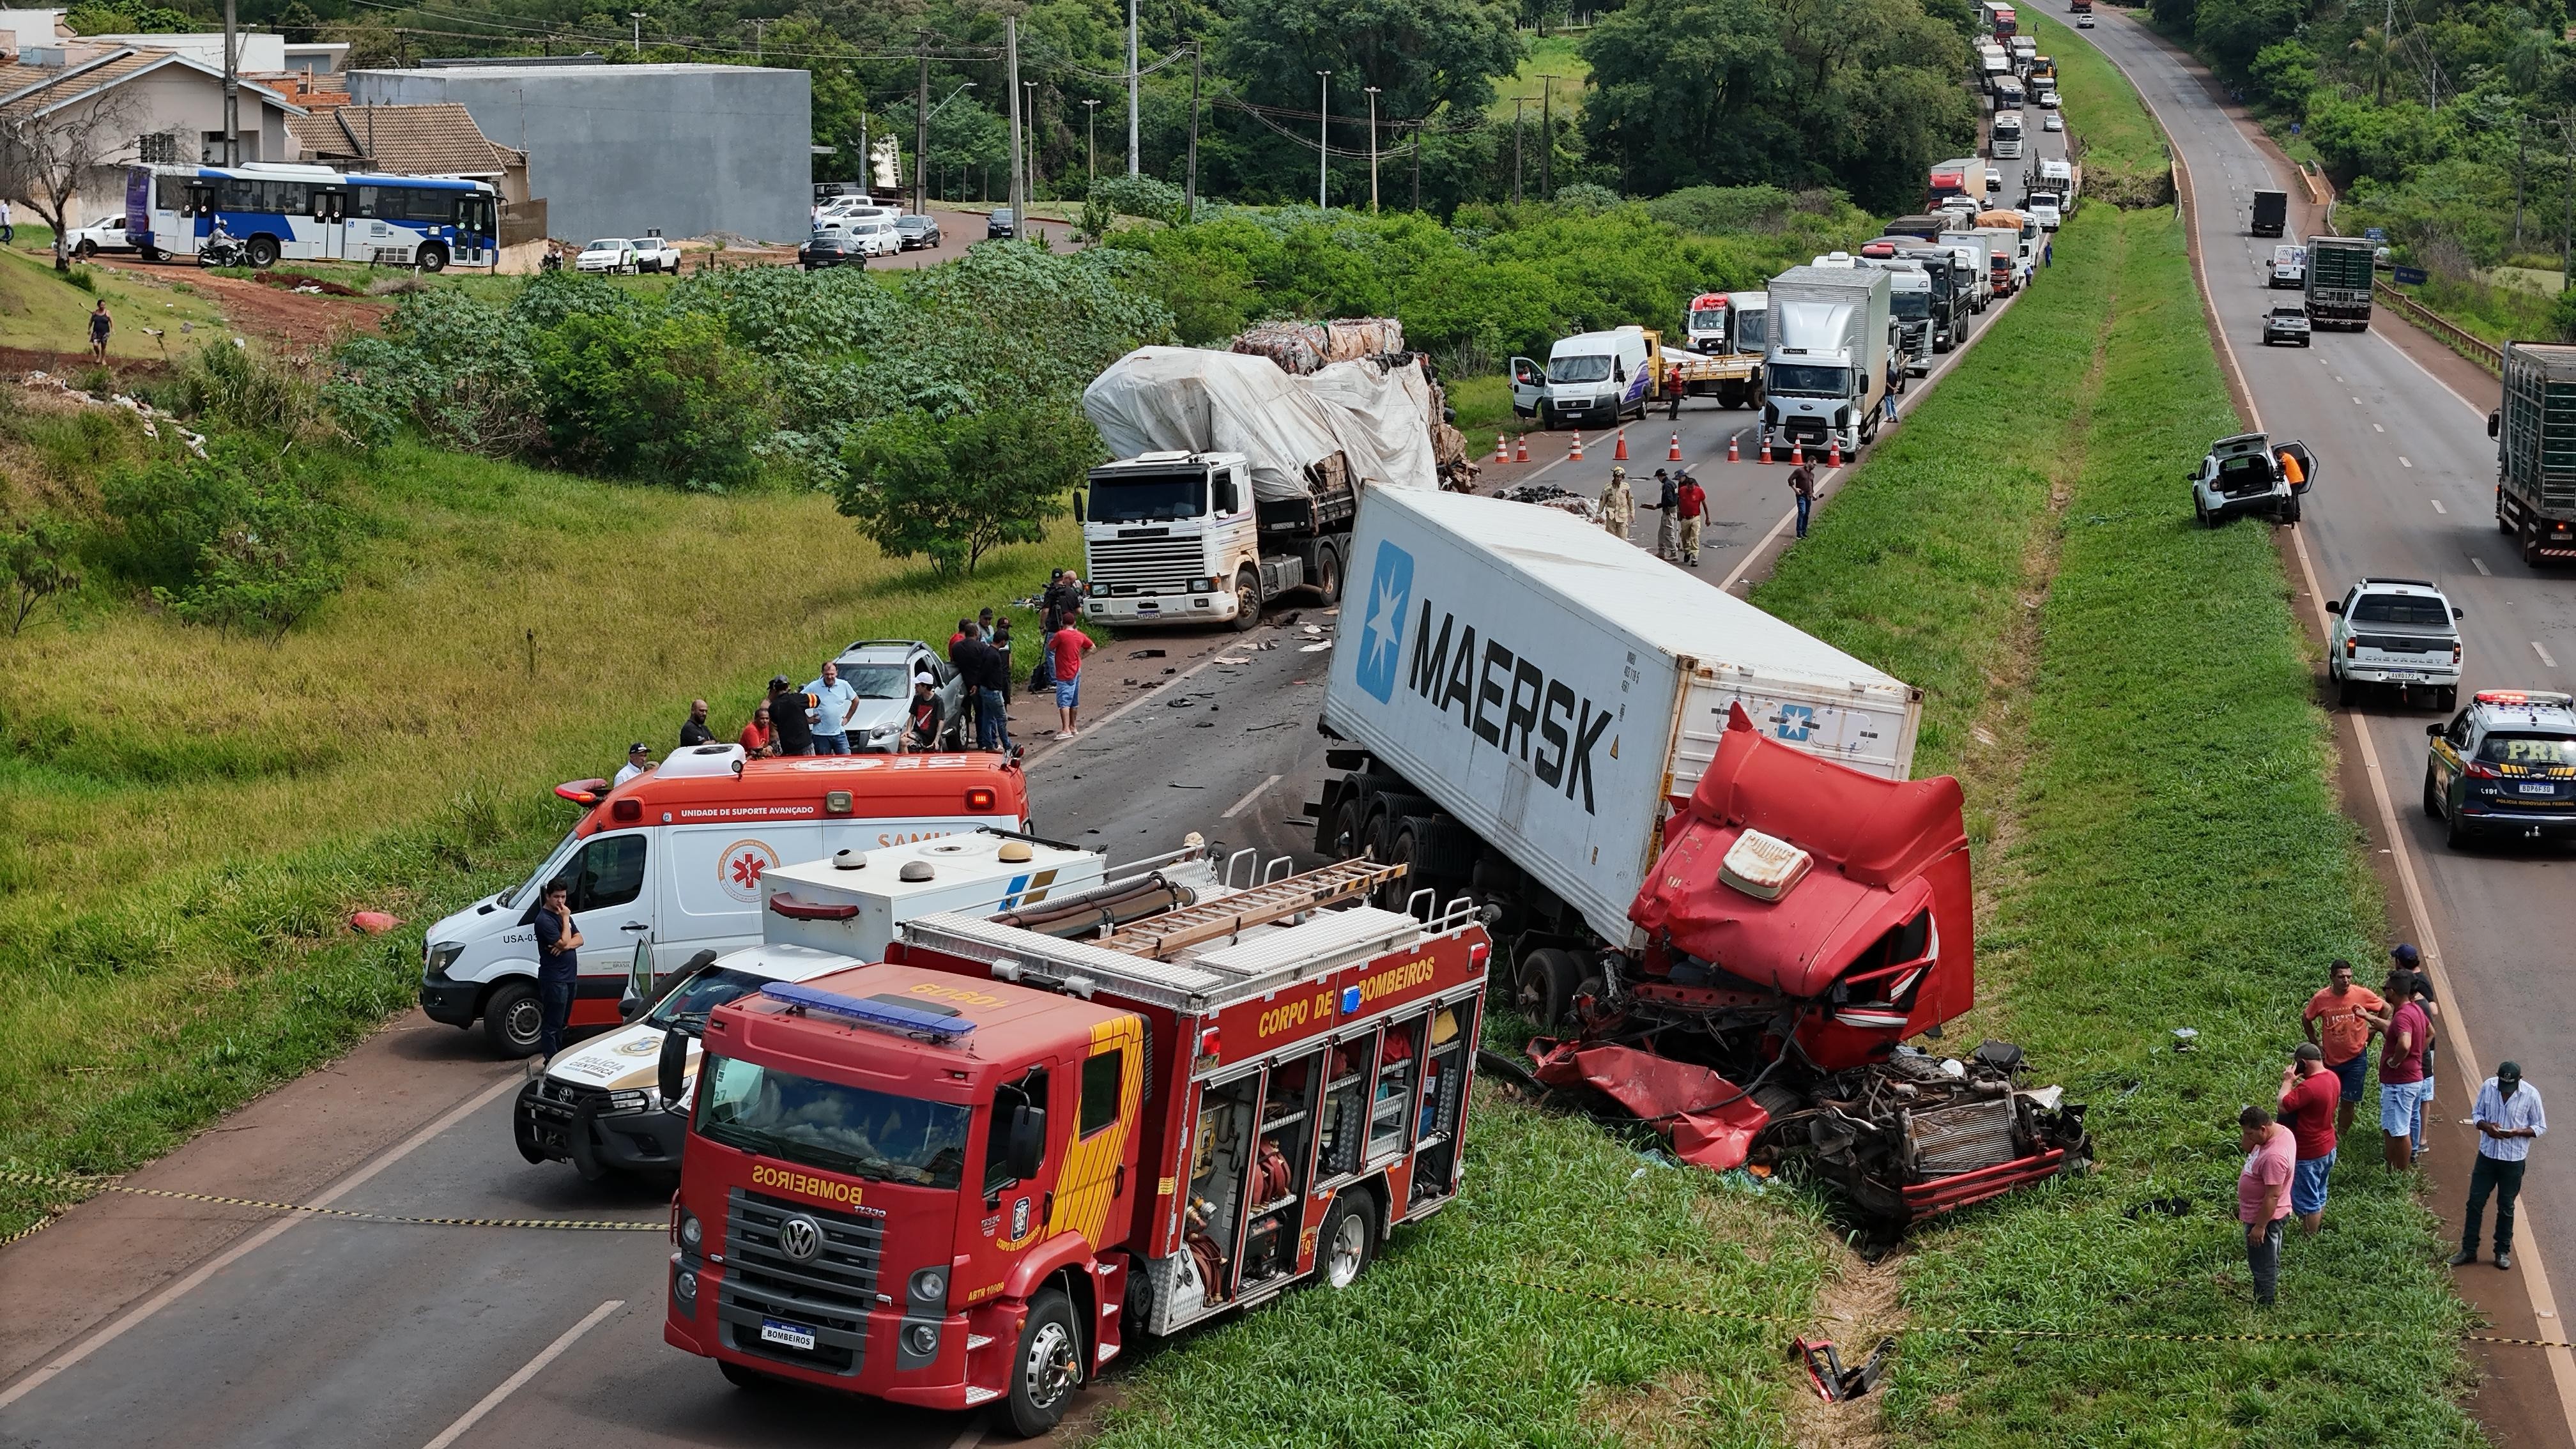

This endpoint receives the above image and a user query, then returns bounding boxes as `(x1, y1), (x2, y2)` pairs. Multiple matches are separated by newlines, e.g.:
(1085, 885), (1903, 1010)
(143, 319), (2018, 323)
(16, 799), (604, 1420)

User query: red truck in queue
(660, 856), (1491, 1436)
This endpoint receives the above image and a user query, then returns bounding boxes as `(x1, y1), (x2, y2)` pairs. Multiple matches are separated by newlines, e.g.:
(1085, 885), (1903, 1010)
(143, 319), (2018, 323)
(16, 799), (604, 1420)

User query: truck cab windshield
(1551, 355), (1614, 383)
(1768, 364), (1851, 397)
(696, 1052), (972, 1189)
(1689, 307), (1728, 340)
(1090, 475), (1209, 524)
(1891, 292), (1931, 319)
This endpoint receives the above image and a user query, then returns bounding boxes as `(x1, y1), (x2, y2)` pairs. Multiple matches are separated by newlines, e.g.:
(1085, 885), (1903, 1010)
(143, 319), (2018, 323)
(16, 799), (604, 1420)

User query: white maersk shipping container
(1319, 487), (1920, 946)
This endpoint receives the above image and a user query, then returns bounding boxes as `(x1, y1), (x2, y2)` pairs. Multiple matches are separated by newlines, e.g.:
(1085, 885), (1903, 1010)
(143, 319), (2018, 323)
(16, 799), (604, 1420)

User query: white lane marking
(2539, 641), (2561, 670)
(2400, 457), (2413, 468)
(2352, 396), (2364, 405)
(0, 1071), (525, 1413)
(419, 1300), (623, 1449)
(2374, 422), (2385, 432)
(2431, 499), (2447, 514)
(2336, 375), (2347, 383)
(948, 1423), (990, 1449)
(2472, 556), (2493, 576)
(1220, 773), (1283, 820)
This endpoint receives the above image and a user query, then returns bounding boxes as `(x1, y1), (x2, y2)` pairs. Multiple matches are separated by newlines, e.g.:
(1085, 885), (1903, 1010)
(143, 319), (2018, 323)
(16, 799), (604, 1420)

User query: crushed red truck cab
(663, 855), (1491, 1436)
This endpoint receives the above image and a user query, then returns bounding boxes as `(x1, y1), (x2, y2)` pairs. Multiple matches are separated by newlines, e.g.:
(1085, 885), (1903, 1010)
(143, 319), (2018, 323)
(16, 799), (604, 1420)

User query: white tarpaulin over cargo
(1082, 346), (1439, 502)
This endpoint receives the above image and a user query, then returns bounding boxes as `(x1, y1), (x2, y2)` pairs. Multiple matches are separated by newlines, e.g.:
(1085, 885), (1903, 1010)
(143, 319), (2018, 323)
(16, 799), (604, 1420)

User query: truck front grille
(1090, 536), (1206, 594)
(714, 1188), (884, 1375)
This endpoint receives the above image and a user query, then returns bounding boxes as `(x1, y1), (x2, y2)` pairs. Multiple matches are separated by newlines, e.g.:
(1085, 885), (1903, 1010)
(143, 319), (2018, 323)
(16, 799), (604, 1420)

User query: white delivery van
(1520, 326), (1653, 431)
(420, 744), (1032, 1056)
(512, 830), (1110, 1179)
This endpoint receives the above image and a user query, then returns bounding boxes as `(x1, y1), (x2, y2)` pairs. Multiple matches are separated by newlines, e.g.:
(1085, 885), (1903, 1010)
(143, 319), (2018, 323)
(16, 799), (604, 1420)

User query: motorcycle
(539, 248), (564, 273)
(198, 234), (250, 268)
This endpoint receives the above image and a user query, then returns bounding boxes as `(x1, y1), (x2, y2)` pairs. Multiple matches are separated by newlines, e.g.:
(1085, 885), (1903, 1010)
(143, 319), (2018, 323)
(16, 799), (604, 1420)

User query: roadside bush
(528, 310), (774, 491)
(834, 401), (1089, 575)
(1, 512), (82, 633)
(165, 342), (335, 441)
(94, 452), (349, 638)
(1551, 182), (1623, 213)
(1091, 173), (1188, 226)
(330, 289), (539, 456)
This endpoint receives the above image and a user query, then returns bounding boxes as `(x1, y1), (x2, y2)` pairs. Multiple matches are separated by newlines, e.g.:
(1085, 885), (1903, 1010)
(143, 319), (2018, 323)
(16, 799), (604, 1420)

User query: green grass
(2030, 12), (2173, 205)
(1447, 372), (1517, 435)
(1878, 201), (2480, 1448)
(0, 243), (227, 357)
(1488, 34), (1590, 122)
(0, 439), (1077, 1231)
(2387, 273), (2554, 349)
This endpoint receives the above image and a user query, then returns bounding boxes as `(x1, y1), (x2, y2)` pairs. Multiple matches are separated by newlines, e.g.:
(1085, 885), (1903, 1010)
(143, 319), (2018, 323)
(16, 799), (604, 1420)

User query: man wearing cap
(1598, 466), (1635, 543)
(2454, 1062), (2545, 1270)
(767, 676), (814, 757)
(613, 743), (652, 786)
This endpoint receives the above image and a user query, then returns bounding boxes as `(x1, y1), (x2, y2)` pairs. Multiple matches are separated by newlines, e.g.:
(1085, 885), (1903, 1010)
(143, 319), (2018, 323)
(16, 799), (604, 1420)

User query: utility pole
(751, 17), (765, 61)
(222, 0), (238, 162)
(1085, 98), (1100, 180)
(1316, 70), (1330, 208)
(1411, 120), (1420, 210)
(1007, 17), (1025, 227)
(859, 103), (870, 194)
(1184, 42), (1201, 218)
(1026, 80), (1040, 202)
(1539, 75), (1554, 199)
(916, 34), (931, 215)
(1514, 97), (1524, 203)
(1127, 0), (1140, 175)
(2514, 109), (2527, 248)
(629, 10), (643, 53)
(1364, 85), (1379, 213)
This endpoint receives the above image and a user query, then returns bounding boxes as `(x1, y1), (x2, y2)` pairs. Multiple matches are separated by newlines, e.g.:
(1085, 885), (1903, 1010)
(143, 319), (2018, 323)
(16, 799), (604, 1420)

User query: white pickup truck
(631, 234), (683, 275)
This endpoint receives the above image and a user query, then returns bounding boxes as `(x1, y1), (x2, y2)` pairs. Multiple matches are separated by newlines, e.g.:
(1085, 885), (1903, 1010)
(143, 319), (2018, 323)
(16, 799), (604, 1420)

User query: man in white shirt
(806, 661), (860, 755)
(613, 742), (652, 785)
(2451, 1061), (2545, 1271)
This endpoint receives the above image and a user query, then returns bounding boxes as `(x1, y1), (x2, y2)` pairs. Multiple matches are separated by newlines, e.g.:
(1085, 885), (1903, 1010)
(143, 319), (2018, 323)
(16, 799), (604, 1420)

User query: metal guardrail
(2372, 281), (2504, 375)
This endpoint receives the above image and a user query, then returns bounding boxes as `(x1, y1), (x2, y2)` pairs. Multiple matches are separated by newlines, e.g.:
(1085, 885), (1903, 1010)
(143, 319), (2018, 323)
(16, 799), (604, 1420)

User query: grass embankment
(0, 438), (1066, 1231)
(1489, 33), (1590, 122)
(0, 242), (227, 358)
(2028, 12), (2175, 206)
(2386, 273), (2552, 350)
(1084, 201), (2133, 1449)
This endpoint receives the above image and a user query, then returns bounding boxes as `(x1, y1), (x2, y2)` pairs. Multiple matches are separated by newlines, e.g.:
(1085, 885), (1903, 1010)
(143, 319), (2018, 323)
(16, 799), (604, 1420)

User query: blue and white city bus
(125, 162), (500, 271)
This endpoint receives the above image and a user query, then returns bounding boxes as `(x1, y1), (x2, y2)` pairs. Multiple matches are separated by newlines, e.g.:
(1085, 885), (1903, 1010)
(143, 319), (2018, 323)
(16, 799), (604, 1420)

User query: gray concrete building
(349, 62), (809, 243)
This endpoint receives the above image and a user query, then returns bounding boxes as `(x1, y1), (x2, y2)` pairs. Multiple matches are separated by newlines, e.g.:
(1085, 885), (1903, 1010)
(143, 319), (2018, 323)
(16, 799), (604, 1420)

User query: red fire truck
(660, 856), (1491, 1435)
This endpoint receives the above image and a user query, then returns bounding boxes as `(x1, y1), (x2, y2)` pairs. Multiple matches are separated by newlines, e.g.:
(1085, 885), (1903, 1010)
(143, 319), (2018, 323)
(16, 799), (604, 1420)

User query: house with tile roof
(284, 102), (541, 243)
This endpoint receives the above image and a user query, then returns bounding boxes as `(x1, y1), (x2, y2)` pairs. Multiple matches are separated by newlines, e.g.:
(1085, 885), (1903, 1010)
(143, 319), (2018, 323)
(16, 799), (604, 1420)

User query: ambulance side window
(985, 1066), (1050, 1197)
(1080, 1050), (1124, 1137)
(568, 834), (647, 912)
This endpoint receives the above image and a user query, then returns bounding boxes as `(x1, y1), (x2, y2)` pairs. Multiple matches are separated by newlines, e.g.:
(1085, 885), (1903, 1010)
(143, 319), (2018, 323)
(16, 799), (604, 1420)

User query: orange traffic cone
(1515, 434), (1529, 463)
(1828, 441), (1843, 468)
(1570, 434), (1584, 461)
(1759, 440), (1773, 464)
(1791, 444), (1804, 467)
(1668, 433), (1683, 461)
(1613, 431), (1629, 461)
(1728, 435), (1740, 463)
(1495, 433), (1508, 463)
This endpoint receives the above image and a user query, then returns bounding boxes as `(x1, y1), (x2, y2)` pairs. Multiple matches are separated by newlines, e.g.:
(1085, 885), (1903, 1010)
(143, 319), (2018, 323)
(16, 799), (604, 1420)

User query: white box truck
(1939, 229), (1996, 311)
(1763, 264), (1892, 456)
(1310, 487), (1921, 952)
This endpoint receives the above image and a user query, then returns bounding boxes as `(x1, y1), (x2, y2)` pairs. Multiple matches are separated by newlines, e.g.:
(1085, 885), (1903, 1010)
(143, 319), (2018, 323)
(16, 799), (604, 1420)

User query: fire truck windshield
(696, 1052), (972, 1189)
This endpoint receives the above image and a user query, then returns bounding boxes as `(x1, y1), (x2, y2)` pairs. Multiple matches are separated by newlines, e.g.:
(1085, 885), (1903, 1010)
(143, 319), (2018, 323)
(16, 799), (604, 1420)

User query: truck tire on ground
(1515, 948), (1583, 1026)
(1003, 1288), (1081, 1438)
(2435, 685), (2457, 712)
(1317, 1190), (1377, 1288)
(482, 981), (544, 1057)
(1318, 794), (1367, 857)
(1383, 816), (1443, 910)
(1312, 541), (1344, 604)
(2525, 522), (2545, 567)
(1230, 567), (1261, 634)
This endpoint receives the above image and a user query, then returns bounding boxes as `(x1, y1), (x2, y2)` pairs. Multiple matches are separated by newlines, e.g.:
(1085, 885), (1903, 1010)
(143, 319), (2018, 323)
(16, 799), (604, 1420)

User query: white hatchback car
(67, 213), (139, 257)
(839, 218), (903, 257)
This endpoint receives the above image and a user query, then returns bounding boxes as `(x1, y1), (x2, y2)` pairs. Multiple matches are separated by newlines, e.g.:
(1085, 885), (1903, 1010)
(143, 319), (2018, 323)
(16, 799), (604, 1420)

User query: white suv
(2328, 578), (2464, 709)
(2190, 431), (2314, 526)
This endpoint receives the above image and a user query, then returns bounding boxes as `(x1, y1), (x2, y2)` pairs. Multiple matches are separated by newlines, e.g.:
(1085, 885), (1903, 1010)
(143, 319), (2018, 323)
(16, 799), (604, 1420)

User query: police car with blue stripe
(2424, 690), (2576, 848)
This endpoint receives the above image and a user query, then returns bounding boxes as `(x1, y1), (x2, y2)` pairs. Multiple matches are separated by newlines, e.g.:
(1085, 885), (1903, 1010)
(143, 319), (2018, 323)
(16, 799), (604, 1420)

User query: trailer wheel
(1319, 793), (1368, 857)
(482, 981), (544, 1057)
(1383, 816), (1443, 911)
(1515, 948), (1583, 1027)
(1312, 542), (1344, 604)
(1003, 1288), (1081, 1437)
(1230, 567), (1261, 634)
(1317, 1191), (1377, 1289)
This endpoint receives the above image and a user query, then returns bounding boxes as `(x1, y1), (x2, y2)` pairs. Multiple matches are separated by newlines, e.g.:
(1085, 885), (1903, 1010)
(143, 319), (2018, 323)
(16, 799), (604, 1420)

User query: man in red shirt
(1048, 621), (1095, 740)
(1675, 473), (1708, 567)
(2278, 1043), (2340, 1234)
(2379, 969), (2434, 1170)
(2304, 958), (2388, 1139)
(2238, 1104), (2294, 1306)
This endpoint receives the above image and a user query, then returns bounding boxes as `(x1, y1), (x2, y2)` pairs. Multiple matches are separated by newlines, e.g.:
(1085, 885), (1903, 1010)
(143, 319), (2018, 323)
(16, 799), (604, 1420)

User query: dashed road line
(2400, 457), (2413, 468)
(419, 1300), (623, 1449)
(2538, 641), (2561, 670)
(2432, 499), (2448, 514)
(1220, 773), (1282, 820)
(2472, 556), (2493, 576)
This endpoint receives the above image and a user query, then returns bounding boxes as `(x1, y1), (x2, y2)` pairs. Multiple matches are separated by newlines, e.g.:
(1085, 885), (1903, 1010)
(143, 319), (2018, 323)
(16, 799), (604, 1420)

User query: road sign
(2393, 265), (2428, 285)
(2365, 227), (2387, 241)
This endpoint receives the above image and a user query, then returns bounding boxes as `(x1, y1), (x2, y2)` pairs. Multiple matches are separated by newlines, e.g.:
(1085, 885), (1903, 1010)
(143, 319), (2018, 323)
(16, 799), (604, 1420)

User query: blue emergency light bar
(762, 981), (977, 1042)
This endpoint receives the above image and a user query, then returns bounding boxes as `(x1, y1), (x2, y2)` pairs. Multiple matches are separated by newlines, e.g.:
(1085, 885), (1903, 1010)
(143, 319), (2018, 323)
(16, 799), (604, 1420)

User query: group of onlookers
(2235, 946), (2545, 1306)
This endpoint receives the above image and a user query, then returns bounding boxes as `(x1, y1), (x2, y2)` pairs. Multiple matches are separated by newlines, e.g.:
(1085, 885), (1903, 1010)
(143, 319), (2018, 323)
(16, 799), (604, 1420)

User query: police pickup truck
(2425, 691), (2576, 848)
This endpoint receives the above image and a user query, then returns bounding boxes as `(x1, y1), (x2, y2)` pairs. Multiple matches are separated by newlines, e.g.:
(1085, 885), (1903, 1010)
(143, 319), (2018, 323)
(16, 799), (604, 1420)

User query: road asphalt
(2074, 10), (2576, 1444)
(0, 125), (2069, 1449)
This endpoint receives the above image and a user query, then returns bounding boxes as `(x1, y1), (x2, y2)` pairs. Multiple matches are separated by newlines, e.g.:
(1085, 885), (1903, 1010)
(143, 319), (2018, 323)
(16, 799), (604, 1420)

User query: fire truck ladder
(1098, 859), (1407, 960)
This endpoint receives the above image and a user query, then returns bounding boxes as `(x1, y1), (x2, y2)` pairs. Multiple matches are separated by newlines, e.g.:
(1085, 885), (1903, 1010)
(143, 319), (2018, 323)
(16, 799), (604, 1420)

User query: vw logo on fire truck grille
(777, 1215), (824, 1263)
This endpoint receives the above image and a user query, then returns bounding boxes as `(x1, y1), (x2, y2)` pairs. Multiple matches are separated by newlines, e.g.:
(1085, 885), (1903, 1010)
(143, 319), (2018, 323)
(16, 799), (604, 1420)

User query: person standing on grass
(87, 300), (110, 362)
(737, 702), (777, 758)
(2, 198), (14, 244)
(2304, 958), (2387, 1141)
(2279, 1043), (2340, 1235)
(1597, 466), (1634, 542)
(678, 698), (714, 748)
(1788, 463), (1816, 539)
(2379, 967), (2434, 1170)
(766, 675), (815, 757)
(2238, 1103), (2294, 1307)
(806, 660), (859, 755)
(1675, 473), (1707, 567)
(2453, 1061), (2545, 1271)
(1049, 617), (1094, 740)
(532, 880), (582, 1061)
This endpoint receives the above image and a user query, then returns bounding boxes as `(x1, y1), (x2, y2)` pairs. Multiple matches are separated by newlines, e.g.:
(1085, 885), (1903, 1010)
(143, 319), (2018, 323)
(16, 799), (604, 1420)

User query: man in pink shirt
(2239, 1104), (2294, 1306)
(2379, 969), (2433, 1170)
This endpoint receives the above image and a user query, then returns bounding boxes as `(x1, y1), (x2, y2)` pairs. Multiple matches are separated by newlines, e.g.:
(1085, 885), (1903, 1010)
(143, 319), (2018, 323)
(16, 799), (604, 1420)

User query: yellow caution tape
(0, 1168), (664, 1234)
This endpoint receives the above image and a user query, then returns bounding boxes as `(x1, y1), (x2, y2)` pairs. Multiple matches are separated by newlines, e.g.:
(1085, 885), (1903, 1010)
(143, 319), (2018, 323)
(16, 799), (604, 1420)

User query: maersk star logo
(1354, 540), (1414, 702)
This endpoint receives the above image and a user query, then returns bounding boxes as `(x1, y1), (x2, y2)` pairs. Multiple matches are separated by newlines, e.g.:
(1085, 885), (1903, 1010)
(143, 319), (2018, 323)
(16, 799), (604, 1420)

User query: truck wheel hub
(1024, 1322), (1076, 1406)
(1327, 1213), (1367, 1286)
